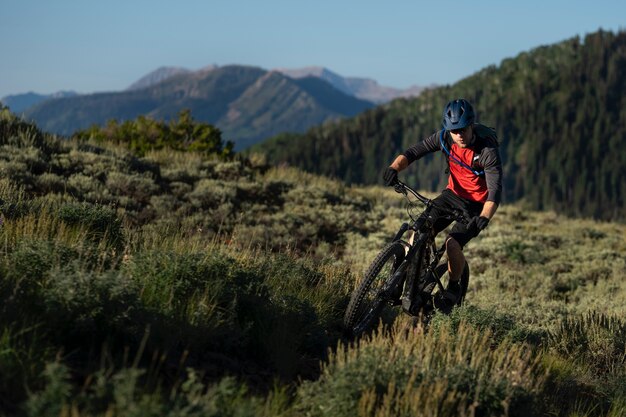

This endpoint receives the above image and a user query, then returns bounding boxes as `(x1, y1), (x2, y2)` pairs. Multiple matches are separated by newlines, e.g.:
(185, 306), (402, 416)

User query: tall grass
(297, 318), (545, 417)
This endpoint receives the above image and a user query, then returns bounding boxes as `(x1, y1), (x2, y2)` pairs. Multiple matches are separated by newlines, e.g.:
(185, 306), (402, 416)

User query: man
(383, 98), (503, 306)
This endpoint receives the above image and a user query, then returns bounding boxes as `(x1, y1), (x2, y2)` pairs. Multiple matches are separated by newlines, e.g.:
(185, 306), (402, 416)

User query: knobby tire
(344, 241), (406, 337)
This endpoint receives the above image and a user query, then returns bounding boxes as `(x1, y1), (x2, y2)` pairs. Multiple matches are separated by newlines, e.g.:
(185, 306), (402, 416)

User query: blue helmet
(442, 99), (475, 130)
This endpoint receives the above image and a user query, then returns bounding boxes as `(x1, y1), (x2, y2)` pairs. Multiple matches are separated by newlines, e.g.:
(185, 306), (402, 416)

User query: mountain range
(1, 66), (426, 149)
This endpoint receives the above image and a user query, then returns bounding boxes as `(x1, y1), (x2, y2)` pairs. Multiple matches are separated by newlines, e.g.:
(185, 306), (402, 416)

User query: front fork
(399, 232), (429, 314)
(396, 231), (449, 314)
(391, 218), (458, 314)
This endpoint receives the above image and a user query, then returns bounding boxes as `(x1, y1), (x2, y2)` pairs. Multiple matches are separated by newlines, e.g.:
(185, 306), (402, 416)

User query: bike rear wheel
(344, 241), (406, 337)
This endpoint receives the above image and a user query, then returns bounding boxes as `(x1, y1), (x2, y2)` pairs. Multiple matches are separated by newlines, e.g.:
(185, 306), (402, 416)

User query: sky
(1, 0), (624, 99)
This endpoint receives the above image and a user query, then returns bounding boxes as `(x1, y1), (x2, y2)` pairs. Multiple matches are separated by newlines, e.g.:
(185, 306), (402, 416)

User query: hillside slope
(255, 30), (626, 221)
(1, 109), (625, 416)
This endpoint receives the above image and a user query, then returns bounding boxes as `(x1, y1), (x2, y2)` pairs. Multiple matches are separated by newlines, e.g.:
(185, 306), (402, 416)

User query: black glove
(383, 167), (399, 186)
(467, 216), (490, 236)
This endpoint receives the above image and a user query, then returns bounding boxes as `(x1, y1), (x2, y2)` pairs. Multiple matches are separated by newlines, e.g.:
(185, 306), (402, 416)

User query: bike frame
(391, 181), (467, 314)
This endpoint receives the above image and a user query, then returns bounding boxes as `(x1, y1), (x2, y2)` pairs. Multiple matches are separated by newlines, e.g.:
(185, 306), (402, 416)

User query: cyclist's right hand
(383, 167), (399, 186)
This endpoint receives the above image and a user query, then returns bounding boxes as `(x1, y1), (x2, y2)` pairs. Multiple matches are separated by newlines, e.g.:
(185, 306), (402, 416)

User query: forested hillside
(255, 30), (626, 221)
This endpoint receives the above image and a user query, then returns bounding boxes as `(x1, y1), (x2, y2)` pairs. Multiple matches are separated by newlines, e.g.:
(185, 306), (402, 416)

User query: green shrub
(24, 362), (72, 417)
(4, 239), (79, 284)
(187, 179), (237, 210)
(501, 240), (545, 264)
(39, 269), (140, 344)
(105, 171), (160, 205)
(1, 244), (140, 349)
(0, 108), (61, 155)
(66, 172), (107, 201)
(58, 202), (124, 250)
(35, 172), (67, 194)
(0, 159), (36, 190)
(430, 305), (547, 346)
(0, 324), (53, 413)
(25, 366), (280, 417)
(74, 110), (234, 159)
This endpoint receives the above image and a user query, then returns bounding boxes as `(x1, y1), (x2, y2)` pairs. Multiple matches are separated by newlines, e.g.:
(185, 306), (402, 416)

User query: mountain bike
(344, 181), (470, 337)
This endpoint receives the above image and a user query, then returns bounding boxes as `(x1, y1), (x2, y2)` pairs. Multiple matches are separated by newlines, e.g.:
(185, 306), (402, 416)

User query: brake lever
(393, 182), (407, 195)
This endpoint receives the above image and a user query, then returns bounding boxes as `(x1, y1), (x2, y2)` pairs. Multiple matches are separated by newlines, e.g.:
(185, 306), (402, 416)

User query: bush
(105, 172), (160, 205)
(66, 172), (107, 201)
(25, 367), (280, 417)
(187, 179), (237, 210)
(0, 108), (61, 155)
(430, 305), (547, 346)
(0, 324), (54, 413)
(35, 172), (67, 194)
(58, 202), (124, 250)
(74, 110), (235, 159)
(4, 239), (79, 284)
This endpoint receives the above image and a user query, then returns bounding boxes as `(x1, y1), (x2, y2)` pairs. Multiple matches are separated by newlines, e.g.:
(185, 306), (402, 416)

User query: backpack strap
(439, 130), (485, 176)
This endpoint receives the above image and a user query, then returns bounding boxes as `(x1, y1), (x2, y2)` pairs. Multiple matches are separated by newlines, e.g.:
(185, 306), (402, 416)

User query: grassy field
(1, 109), (625, 416)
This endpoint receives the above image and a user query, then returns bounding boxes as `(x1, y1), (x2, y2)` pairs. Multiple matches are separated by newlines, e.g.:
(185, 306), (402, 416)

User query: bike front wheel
(344, 241), (406, 337)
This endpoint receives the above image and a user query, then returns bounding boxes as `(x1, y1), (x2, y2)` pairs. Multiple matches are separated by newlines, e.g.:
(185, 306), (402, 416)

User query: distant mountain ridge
(275, 66), (428, 103)
(22, 65), (376, 149)
(125, 66), (193, 90)
(125, 65), (220, 90)
(0, 91), (78, 114)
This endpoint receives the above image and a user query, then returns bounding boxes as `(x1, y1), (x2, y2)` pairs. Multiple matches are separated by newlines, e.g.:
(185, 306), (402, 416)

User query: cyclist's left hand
(382, 167), (399, 186)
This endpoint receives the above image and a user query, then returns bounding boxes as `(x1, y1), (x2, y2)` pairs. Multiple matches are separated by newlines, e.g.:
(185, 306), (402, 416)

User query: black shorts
(429, 189), (484, 249)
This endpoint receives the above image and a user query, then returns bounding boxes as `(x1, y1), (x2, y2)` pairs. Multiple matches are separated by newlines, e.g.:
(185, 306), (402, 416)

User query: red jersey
(402, 125), (503, 205)
(447, 144), (488, 203)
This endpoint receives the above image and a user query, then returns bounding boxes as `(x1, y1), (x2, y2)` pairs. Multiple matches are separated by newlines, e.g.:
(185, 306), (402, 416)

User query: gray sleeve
(402, 131), (442, 163)
(482, 147), (503, 204)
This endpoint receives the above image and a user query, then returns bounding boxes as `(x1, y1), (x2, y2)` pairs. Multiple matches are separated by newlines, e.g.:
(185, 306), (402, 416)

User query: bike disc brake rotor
(380, 263), (406, 303)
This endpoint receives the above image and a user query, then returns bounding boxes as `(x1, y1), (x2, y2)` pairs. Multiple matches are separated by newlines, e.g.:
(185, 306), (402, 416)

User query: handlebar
(393, 181), (430, 205)
(392, 180), (469, 225)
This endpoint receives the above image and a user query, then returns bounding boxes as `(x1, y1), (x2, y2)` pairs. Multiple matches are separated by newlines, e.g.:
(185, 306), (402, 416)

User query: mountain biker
(382, 98), (503, 307)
